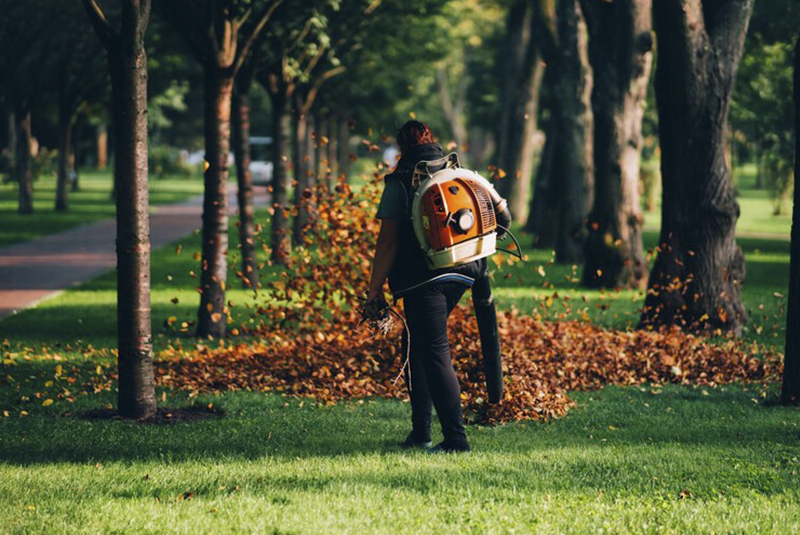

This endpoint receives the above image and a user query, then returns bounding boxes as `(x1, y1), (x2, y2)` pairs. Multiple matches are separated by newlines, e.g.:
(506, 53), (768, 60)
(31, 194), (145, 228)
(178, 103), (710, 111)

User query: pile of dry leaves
(155, 177), (782, 424)
(157, 305), (781, 424)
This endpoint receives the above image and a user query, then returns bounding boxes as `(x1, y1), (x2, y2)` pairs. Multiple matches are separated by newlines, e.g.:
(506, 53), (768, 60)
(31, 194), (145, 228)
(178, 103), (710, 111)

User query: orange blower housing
(411, 161), (505, 270)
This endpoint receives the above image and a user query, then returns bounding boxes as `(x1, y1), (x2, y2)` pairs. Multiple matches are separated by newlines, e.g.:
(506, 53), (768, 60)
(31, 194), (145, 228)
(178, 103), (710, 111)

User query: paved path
(0, 188), (269, 319)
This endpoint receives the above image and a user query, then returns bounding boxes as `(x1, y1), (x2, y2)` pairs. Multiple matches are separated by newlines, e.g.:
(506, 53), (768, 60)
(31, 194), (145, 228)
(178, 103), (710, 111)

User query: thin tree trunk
(326, 116), (337, 187)
(270, 89), (292, 263)
(196, 70), (234, 338)
(14, 111), (33, 215)
(6, 112), (15, 150)
(640, 0), (752, 334)
(56, 111), (72, 211)
(72, 122), (81, 192)
(337, 110), (350, 181)
(553, 0), (594, 264)
(93, 0), (156, 419)
(231, 83), (259, 289)
(292, 105), (314, 245)
(313, 113), (322, 181)
(96, 122), (108, 171)
(780, 34), (800, 403)
(436, 64), (469, 157)
(580, 0), (652, 289)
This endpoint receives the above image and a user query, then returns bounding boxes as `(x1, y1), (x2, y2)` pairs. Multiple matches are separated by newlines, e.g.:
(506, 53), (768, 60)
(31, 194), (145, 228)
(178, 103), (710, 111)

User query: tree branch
(234, 0), (285, 74)
(301, 65), (345, 114)
(81, 0), (118, 50)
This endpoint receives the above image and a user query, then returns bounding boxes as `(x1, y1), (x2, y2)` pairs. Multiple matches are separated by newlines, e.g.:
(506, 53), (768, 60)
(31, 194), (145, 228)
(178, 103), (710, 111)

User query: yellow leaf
(42, 399), (54, 407)
(96, 365), (103, 375)
(55, 365), (62, 377)
(44, 381), (53, 387)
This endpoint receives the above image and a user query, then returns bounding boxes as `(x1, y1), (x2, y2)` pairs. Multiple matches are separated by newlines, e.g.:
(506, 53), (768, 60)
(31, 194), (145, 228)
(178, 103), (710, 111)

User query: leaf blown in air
(153, 175), (781, 424)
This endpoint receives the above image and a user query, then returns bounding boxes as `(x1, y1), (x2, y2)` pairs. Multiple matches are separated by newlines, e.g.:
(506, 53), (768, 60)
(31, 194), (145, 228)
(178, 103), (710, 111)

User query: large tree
(640, 0), (753, 333)
(580, 0), (652, 289)
(495, 0), (546, 221)
(160, 0), (282, 338)
(780, 34), (800, 404)
(527, 0), (594, 263)
(82, 0), (156, 419)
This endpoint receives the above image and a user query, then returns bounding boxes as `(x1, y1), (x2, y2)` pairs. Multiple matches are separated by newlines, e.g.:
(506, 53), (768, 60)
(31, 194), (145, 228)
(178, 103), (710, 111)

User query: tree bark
(640, 0), (752, 333)
(14, 111), (34, 215)
(231, 78), (259, 290)
(197, 70), (234, 338)
(780, 34), (800, 404)
(84, 0), (157, 419)
(580, 0), (652, 290)
(495, 0), (546, 222)
(270, 89), (292, 263)
(552, 0), (594, 264)
(56, 109), (73, 211)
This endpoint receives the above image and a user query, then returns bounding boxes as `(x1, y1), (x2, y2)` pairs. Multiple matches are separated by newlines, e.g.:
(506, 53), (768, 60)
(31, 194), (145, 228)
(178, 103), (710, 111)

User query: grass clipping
(159, 179), (782, 424)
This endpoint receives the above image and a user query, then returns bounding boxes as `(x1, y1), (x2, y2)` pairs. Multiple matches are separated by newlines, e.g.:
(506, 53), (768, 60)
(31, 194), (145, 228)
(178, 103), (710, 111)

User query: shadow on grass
(0, 383), (797, 468)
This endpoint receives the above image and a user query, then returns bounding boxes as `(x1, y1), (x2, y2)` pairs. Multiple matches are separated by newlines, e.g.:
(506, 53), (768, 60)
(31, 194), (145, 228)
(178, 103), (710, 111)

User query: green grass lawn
(0, 162), (797, 533)
(0, 170), (204, 247)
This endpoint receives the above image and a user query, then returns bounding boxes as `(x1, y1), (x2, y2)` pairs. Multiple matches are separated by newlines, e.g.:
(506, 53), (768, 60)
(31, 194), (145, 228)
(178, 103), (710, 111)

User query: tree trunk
(525, 116), (558, 246)
(553, 0), (594, 264)
(96, 122), (108, 171)
(326, 116), (338, 187)
(495, 0), (546, 222)
(313, 113), (322, 181)
(270, 89), (292, 263)
(231, 84), (259, 289)
(103, 0), (156, 419)
(580, 0), (652, 290)
(6, 111), (16, 158)
(196, 70), (234, 338)
(56, 111), (72, 212)
(640, 0), (752, 334)
(15, 111), (34, 215)
(72, 122), (81, 192)
(436, 64), (469, 157)
(292, 106), (314, 245)
(780, 35), (800, 404)
(337, 111), (350, 181)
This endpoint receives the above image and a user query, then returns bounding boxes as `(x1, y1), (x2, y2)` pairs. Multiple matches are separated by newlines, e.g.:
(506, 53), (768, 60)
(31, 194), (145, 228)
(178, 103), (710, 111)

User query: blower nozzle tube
(472, 274), (503, 404)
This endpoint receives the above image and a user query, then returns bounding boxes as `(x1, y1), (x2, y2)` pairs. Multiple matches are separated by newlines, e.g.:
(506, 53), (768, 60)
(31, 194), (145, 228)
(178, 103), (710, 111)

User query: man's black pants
(402, 281), (469, 448)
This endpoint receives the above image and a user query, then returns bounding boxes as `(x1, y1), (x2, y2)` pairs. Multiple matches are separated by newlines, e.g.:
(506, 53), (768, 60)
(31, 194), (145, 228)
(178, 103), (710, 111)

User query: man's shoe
(428, 441), (471, 453)
(401, 433), (432, 450)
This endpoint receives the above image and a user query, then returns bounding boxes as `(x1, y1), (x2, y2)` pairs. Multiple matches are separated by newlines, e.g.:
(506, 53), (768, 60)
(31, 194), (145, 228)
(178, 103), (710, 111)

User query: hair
(396, 120), (436, 154)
